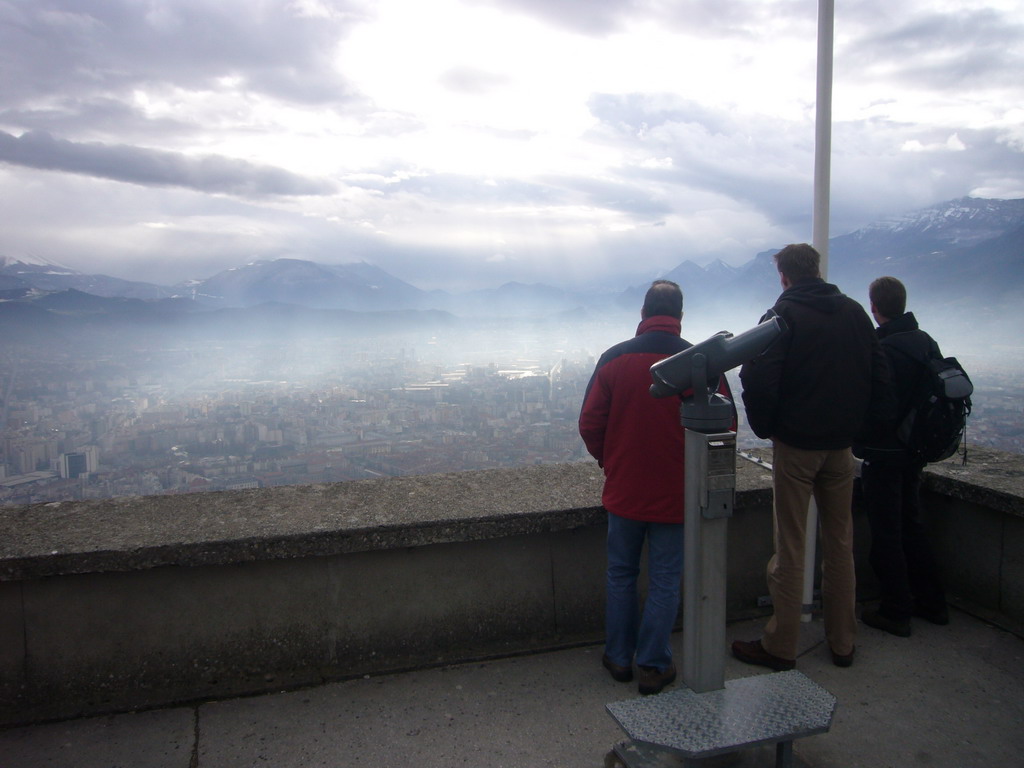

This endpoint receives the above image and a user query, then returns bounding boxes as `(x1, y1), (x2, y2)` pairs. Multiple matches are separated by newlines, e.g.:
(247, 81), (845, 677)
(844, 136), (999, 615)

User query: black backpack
(893, 349), (973, 463)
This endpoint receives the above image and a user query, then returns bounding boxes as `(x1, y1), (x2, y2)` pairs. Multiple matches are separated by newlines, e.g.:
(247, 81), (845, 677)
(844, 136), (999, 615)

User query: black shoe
(831, 645), (855, 667)
(862, 608), (912, 637)
(602, 654), (633, 683)
(638, 664), (677, 695)
(913, 603), (950, 625)
(730, 639), (795, 671)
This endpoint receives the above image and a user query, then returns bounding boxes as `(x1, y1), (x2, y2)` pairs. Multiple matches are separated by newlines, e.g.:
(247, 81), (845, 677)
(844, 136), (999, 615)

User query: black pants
(861, 460), (946, 621)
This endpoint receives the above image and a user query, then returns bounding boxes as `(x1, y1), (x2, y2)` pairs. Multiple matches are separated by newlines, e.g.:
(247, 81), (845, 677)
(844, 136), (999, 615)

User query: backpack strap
(882, 334), (932, 424)
(882, 329), (937, 366)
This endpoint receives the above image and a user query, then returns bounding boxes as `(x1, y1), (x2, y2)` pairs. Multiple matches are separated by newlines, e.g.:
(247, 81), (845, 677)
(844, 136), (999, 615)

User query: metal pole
(803, 0), (834, 623)
(682, 428), (735, 693)
(813, 0), (834, 272)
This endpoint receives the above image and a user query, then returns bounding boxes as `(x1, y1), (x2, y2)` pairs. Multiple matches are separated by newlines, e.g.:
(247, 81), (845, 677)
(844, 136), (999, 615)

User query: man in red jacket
(579, 280), (733, 695)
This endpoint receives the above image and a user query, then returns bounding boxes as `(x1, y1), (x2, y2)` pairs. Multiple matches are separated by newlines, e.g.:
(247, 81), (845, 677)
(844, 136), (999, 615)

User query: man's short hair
(642, 279), (683, 319)
(869, 276), (907, 319)
(773, 243), (821, 282)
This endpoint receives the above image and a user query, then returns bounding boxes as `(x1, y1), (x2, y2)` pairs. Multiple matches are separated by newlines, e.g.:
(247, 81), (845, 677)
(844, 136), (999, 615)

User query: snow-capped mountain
(656, 197), (1024, 318)
(181, 258), (427, 310)
(0, 253), (79, 274)
(827, 197), (1024, 276)
(0, 254), (175, 300)
(2, 197), (1021, 330)
(856, 197), (1024, 245)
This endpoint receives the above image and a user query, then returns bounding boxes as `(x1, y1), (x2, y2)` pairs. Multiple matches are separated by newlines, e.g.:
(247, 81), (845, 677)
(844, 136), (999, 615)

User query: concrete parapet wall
(0, 461), (771, 725)
(0, 448), (1020, 725)
(921, 447), (1024, 630)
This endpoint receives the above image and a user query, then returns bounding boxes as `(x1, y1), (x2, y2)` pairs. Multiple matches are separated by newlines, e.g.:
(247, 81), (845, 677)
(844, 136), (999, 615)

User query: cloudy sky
(1, 0), (1022, 291)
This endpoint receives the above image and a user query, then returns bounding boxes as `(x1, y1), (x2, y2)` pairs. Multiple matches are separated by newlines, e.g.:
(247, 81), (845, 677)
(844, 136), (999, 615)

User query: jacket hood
(779, 278), (847, 314)
(877, 311), (919, 339)
(635, 315), (682, 337)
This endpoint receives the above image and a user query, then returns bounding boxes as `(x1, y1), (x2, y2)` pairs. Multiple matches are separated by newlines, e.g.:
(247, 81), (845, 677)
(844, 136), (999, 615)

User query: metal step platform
(606, 671), (837, 768)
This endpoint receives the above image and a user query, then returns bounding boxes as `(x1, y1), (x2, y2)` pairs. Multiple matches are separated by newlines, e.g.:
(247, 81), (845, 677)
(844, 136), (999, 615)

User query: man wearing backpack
(855, 276), (949, 636)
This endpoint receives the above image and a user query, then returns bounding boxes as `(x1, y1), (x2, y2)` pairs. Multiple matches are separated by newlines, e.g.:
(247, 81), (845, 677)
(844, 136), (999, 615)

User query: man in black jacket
(855, 276), (948, 636)
(732, 244), (891, 671)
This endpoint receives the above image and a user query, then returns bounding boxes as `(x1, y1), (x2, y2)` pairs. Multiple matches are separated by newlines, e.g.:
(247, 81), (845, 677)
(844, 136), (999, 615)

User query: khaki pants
(761, 440), (857, 660)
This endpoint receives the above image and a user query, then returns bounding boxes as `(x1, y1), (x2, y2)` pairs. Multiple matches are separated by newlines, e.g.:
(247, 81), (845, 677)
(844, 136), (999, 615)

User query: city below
(2, 326), (1022, 508)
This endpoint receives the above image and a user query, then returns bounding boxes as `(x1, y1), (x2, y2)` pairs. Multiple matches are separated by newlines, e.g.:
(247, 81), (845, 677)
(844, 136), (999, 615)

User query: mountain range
(619, 197), (1024, 321)
(2, 196), (1022, 342)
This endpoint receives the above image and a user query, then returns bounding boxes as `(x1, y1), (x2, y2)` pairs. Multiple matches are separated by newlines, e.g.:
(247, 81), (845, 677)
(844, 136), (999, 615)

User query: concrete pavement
(2, 605), (1023, 768)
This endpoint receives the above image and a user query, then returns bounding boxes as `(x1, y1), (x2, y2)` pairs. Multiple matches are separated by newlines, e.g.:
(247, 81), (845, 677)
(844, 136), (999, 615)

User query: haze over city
(2, 0), (1023, 291)
(3, 1), (1024, 504)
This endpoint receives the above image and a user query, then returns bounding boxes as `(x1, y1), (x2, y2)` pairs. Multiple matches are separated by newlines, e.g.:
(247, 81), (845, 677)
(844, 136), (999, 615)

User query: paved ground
(2, 606), (1023, 768)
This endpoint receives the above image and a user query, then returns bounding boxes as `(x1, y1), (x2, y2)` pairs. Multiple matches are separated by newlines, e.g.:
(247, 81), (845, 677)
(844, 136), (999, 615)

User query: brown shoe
(637, 663), (677, 695)
(602, 654), (633, 683)
(731, 639), (795, 671)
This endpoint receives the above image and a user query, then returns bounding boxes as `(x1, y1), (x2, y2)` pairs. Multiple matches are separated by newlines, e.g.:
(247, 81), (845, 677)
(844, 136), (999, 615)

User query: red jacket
(579, 316), (734, 523)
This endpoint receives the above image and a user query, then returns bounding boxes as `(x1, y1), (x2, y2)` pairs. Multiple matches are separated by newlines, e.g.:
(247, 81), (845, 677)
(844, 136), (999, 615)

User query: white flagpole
(814, 0), (834, 270)
(803, 0), (835, 623)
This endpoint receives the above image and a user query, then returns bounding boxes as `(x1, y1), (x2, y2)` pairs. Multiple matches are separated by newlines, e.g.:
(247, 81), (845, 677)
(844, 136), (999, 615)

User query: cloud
(0, 130), (335, 197)
(0, 97), (196, 144)
(0, 0), (367, 106)
(480, 0), (804, 39)
(826, 122), (1024, 232)
(846, 8), (1024, 89)
(439, 66), (512, 95)
(587, 93), (733, 137)
(477, 0), (646, 35)
(585, 92), (814, 230)
(901, 134), (967, 153)
(0, 0), (1021, 292)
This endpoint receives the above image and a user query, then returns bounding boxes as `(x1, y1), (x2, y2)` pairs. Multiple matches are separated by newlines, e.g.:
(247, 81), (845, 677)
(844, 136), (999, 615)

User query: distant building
(9, 438), (58, 475)
(59, 446), (99, 479)
(224, 479), (260, 491)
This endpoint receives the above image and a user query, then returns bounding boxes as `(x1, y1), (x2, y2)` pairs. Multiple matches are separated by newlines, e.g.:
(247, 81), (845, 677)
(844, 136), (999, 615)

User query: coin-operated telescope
(606, 313), (833, 768)
(649, 316), (787, 431)
(649, 316), (786, 693)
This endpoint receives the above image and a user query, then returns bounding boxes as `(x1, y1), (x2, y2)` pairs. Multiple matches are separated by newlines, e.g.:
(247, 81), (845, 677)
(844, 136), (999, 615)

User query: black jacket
(853, 311), (941, 463)
(739, 278), (893, 450)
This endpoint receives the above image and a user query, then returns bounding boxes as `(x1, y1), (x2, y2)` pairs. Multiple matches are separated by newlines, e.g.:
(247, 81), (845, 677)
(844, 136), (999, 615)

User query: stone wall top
(4, 444), (1020, 583)
(0, 458), (775, 582)
(742, 444), (1024, 518)
(922, 445), (1024, 517)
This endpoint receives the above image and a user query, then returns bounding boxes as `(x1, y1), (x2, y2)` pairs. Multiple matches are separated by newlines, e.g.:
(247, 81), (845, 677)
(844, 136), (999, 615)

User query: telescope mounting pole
(680, 354), (737, 693)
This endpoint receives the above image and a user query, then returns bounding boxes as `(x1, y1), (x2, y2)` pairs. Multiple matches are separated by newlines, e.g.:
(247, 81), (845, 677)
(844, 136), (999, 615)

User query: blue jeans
(605, 512), (685, 671)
